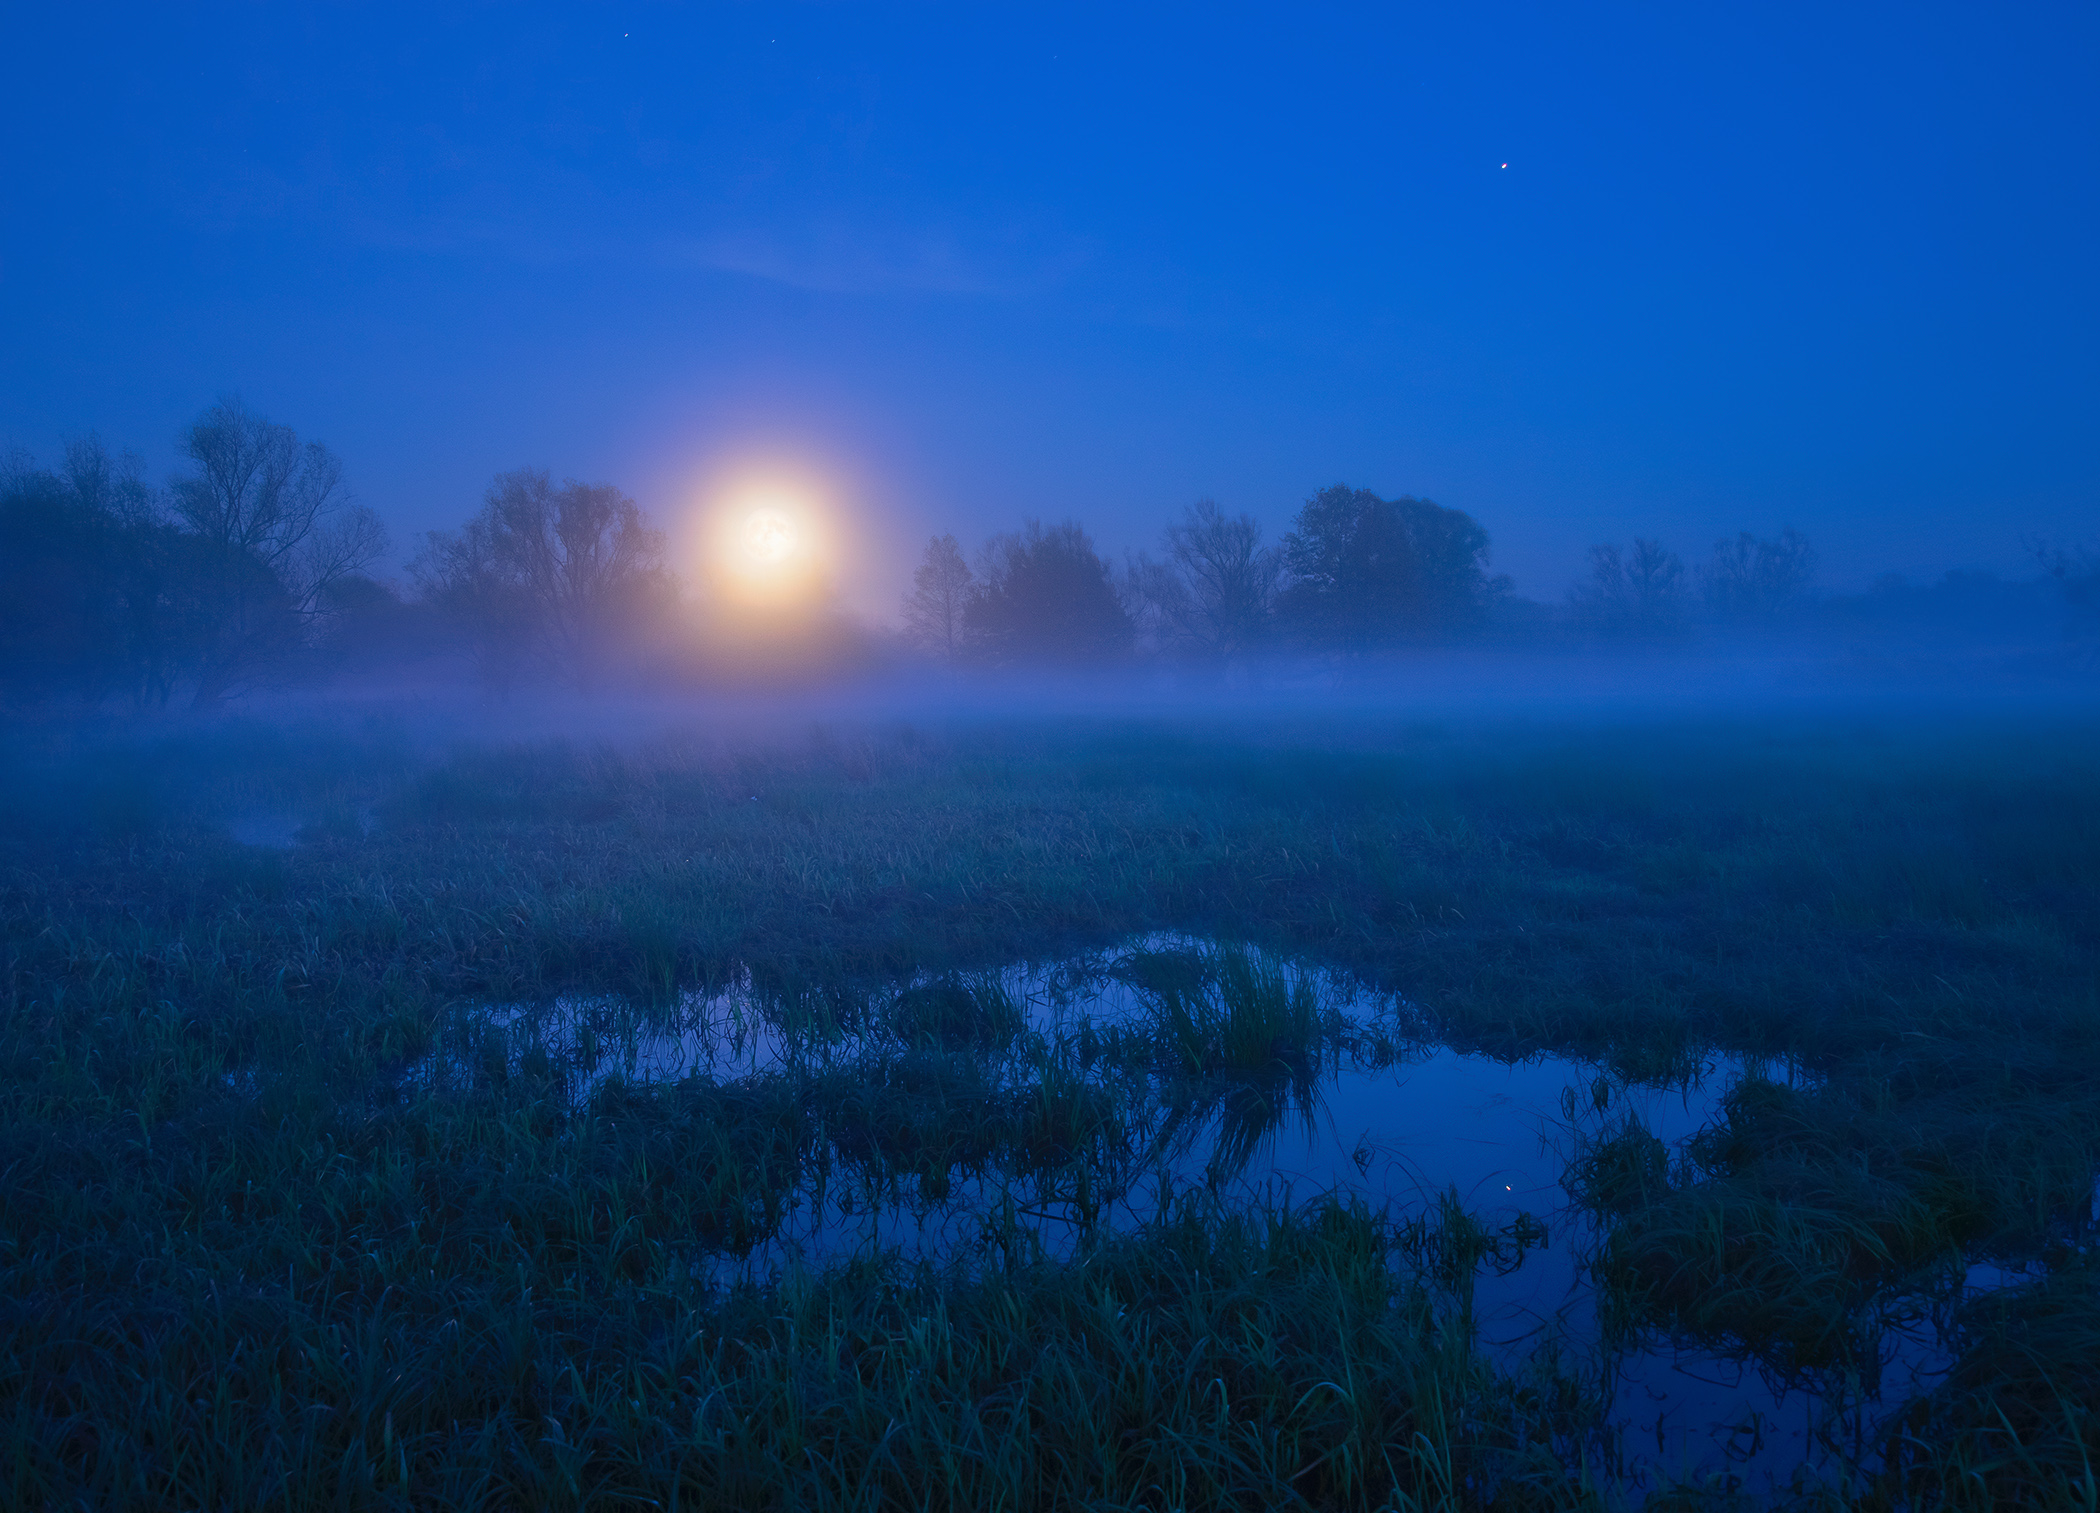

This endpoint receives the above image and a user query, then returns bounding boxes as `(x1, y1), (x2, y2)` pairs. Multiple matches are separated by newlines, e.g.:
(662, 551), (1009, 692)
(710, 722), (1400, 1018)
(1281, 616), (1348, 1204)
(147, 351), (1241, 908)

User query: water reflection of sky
(408, 940), (1982, 1501)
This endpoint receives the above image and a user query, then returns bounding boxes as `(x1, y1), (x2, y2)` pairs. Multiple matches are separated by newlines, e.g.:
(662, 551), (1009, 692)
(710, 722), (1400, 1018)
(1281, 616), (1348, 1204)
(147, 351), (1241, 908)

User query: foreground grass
(3, 1156), (1595, 1509)
(2, 703), (2098, 1506)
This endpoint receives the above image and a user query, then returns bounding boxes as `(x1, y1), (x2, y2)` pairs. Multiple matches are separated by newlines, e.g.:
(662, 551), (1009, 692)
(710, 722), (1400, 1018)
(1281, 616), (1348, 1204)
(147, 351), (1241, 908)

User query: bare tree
(900, 533), (974, 661)
(1129, 499), (1280, 663)
(172, 397), (386, 622)
(1699, 529), (1816, 624)
(0, 445), (31, 495)
(62, 434), (160, 526)
(415, 467), (670, 685)
(1567, 537), (1687, 639)
(168, 399), (387, 698)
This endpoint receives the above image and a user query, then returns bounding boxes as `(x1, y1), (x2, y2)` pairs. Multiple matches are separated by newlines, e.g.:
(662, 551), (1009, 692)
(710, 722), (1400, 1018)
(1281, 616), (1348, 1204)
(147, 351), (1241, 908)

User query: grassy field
(2, 699), (2096, 1509)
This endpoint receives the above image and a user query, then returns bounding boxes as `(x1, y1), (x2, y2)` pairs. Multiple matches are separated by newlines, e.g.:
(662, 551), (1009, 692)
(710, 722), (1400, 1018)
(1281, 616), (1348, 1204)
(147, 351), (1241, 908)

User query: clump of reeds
(887, 974), (1024, 1051)
(1396, 1188), (1552, 1304)
(1565, 1118), (1673, 1217)
(587, 1072), (814, 1255)
(0, 1171), (1605, 1510)
(1120, 946), (1338, 1182)
(813, 1046), (1005, 1201)
(1131, 944), (1323, 1077)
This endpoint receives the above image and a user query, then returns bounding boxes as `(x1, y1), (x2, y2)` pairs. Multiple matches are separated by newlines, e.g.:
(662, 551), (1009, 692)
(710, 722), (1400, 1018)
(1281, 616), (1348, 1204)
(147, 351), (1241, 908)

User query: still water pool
(408, 936), (1999, 1501)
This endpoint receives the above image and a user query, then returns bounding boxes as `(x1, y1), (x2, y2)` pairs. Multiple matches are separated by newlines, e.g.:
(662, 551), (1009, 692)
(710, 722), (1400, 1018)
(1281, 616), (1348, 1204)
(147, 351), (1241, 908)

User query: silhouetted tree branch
(170, 398), (387, 699)
(1128, 500), (1279, 664)
(1567, 538), (1688, 640)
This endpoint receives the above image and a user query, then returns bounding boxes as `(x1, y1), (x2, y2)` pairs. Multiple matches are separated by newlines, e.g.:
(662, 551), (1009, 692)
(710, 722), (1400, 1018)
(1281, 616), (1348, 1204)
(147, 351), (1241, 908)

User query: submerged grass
(3, 706), (2100, 1504)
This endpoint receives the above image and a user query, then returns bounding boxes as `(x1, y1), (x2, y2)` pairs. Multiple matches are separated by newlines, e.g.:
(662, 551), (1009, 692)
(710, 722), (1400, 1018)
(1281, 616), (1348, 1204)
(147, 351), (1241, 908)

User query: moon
(741, 509), (797, 567)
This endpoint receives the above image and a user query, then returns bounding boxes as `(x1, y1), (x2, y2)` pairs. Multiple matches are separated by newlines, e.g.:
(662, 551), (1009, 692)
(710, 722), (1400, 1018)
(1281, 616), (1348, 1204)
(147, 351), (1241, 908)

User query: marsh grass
(888, 974), (1026, 1052)
(5, 709), (2100, 1504)
(1569, 1064), (2100, 1384)
(1873, 1258), (2100, 1510)
(1101, 943), (1338, 1185)
(1131, 943), (1327, 1077)
(0, 1113), (1604, 1511)
(1562, 1061), (2100, 1504)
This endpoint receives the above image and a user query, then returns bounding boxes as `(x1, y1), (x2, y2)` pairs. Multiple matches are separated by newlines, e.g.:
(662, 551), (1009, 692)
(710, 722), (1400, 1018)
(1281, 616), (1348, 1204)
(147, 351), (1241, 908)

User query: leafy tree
(900, 533), (974, 661)
(0, 437), (230, 705)
(0, 454), (126, 699)
(1699, 529), (1816, 624)
(133, 531), (286, 704)
(964, 519), (1132, 666)
(1567, 538), (1688, 639)
(170, 398), (387, 698)
(414, 467), (672, 686)
(2, 411), (387, 706)
(1127, 500), (1279, 663)
(1275, 484), (1499, 649)
(309, 573), (434, 679)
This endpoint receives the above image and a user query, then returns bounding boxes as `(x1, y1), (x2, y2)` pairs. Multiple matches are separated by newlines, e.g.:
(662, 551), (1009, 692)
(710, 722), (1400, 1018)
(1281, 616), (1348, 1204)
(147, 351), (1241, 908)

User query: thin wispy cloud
(658, 220), (1097, 299)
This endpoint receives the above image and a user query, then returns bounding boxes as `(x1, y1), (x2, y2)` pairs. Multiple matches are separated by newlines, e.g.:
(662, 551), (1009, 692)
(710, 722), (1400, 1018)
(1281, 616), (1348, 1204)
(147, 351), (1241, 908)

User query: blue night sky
(3, 3), (2095, 616)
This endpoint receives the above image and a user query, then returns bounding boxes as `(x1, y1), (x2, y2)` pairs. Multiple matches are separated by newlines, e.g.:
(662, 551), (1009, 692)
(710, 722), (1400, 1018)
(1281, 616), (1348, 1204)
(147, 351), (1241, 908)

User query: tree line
(15, 395), (2079, 707)
(1559, 529), (1818, 642)
(0, 401), (689, 705)
(903, 489), (1509, 668)
(901, 490), (1826, 668)
(1, 401), (388, 705)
